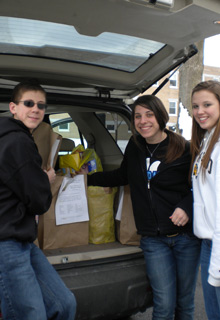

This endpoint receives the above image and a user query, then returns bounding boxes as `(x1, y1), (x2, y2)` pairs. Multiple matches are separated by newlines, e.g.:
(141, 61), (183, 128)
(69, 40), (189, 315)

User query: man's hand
(44, 167), (56, 184)
(76, 164), (88, 174)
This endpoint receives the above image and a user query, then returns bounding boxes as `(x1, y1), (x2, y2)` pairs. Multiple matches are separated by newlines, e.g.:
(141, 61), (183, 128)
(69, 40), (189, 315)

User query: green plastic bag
(87, 186), (117, 244)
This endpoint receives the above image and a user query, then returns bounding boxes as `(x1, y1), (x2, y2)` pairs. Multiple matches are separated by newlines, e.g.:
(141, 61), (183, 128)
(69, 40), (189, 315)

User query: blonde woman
(191, 80), (220, 319)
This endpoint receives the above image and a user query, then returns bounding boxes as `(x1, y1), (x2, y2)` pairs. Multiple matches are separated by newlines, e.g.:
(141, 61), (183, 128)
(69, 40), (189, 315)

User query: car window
(96, 111), (131, 153)
(49, 113), (87, 149)
(0, 16), (164, 72)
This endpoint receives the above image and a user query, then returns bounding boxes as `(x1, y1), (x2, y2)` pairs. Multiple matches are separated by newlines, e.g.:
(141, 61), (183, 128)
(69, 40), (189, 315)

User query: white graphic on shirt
(146, 159), (161, 180)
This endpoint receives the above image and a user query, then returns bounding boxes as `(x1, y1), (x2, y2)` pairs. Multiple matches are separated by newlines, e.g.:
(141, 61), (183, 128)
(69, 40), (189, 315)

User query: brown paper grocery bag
(33, 122), (62, 169)
(38, 175), (89, 250)
(116, 185), (141, 246)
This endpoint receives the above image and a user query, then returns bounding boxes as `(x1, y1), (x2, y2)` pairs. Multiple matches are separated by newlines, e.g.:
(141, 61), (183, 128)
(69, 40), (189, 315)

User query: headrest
(60, 138), (75, 152)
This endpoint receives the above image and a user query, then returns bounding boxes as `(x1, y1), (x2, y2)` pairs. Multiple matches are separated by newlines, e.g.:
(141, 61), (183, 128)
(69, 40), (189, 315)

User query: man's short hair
(11, 79), (47, 103)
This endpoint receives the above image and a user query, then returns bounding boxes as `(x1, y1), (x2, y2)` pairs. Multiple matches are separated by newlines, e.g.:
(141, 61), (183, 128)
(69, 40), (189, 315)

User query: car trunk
(30, 95), (153, 319)
(46, 243), (151, 320)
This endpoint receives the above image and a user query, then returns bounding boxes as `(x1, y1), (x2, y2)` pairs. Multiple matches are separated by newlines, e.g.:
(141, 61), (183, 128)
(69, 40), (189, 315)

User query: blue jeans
(140, 233), (201, 320)
(201, 239), (220, 320)
(0, 240), (76, 320)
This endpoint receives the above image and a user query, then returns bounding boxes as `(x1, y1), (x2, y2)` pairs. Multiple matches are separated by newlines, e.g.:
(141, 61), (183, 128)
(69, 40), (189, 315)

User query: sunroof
(0, 16), (165, 72)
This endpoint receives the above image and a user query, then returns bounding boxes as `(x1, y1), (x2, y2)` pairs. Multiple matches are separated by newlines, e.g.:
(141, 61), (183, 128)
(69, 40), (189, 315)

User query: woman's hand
(169, 207), (189, 227)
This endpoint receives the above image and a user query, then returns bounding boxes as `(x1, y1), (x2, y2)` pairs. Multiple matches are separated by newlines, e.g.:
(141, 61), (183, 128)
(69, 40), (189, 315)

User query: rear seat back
(59, 138), (75, 154)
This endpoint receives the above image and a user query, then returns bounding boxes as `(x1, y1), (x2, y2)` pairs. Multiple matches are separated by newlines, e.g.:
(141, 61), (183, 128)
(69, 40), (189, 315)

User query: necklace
(146, 141), (162, 157)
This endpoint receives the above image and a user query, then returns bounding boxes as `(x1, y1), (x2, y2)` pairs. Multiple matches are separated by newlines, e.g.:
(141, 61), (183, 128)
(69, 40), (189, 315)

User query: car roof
(0, 0), (220, 99)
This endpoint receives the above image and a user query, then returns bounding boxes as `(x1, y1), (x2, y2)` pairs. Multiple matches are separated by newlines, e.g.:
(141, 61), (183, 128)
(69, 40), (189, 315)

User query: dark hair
(11, 79), (46, 103)
(131, 95), (169, 132)
(131, 95), (186, 163)
(190, 80), (220, 175)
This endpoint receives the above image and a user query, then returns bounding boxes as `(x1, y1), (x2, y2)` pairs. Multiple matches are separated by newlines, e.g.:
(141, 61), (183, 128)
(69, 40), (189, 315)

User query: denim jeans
(201, 239), (220, 320)
(140, 233), (201, 320)
(0, 240), (76, 320)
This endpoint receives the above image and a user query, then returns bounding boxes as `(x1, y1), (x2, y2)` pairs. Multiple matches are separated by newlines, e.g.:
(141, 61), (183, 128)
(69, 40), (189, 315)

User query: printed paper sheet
(55, 175), (89, 225)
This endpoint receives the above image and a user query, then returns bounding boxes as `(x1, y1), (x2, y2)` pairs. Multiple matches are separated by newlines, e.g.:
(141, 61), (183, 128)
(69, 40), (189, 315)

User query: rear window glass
(0, 16), (165, 72)
(49, 113), (87, 149)
(96, 111), (132, 153)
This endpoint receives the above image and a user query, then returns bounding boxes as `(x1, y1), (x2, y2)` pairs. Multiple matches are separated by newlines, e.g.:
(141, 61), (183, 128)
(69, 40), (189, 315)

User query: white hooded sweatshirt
(192, 128), (220, 286)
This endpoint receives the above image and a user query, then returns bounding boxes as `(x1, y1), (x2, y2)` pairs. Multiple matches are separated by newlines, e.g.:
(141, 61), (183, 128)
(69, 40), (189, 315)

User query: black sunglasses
(16, 100), (47, 110)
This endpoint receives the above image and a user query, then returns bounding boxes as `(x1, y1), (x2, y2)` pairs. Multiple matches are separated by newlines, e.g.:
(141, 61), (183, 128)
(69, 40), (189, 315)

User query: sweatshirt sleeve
(174, 141), (193, 221)
(208, 157), (220, 286)
(175, 191), (193, 222)
(6, 161), (52, 215)
(0, 133), (52, 215)
(88, 150), (129, 187)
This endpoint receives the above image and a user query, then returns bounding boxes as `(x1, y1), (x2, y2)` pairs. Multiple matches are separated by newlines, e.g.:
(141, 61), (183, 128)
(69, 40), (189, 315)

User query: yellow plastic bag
(81, 148), (103, 174)
(59, 144), (84, 172)
(59, 144), (103, 174)
(87, 186), (117, 244)
(59, 153), (80, 172)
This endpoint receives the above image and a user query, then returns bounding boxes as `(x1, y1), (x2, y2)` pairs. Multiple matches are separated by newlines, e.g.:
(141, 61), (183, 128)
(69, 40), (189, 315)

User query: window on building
(106, 121), (115, 132)
(168, 125), (176, 132)
(169, 100), (177, 115)
(169, 72), (178, 88)
(58, 123), (69, 132)
(152, 81), (159, 87)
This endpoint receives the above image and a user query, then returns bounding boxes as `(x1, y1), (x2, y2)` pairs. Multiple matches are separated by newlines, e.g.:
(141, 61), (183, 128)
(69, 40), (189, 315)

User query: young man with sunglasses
(0, 80), (76, 320)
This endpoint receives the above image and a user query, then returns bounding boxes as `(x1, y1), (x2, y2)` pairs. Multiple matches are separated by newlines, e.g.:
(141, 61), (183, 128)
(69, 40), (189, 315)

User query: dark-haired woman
(88, 95), (201, 320)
